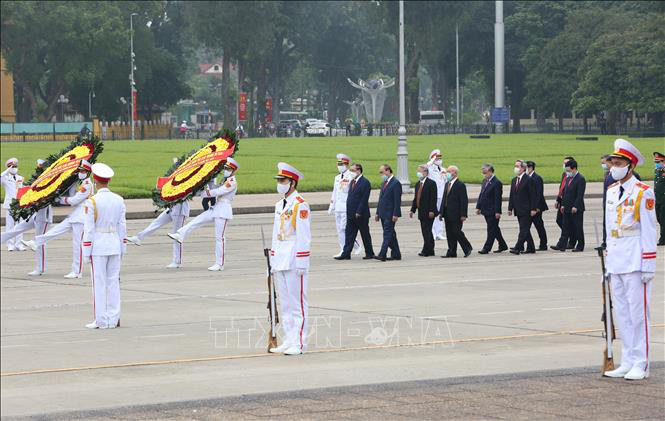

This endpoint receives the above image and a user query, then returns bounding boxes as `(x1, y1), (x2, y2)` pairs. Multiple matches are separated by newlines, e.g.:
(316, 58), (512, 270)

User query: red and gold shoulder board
(636, 182), (651, 190)
(646, 198), (655, 210)
(296, 196), (305, 203)
(300, 209), (309, 219)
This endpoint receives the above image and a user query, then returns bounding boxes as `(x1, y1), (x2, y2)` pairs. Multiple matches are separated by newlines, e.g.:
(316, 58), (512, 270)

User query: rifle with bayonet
(261, 226), (279, 351)
(593, 219), (615, 373)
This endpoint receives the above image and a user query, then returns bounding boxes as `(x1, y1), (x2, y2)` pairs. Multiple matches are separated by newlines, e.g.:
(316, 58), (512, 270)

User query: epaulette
(296, 196), (305, 203)
(636, 182), (651, 190)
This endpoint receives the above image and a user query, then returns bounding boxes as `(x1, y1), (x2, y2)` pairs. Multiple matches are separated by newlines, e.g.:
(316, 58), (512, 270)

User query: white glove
(642, 273), (654, 284)
(327, 204), (334, 215)
(58, 197), (67, 205)
(296, 268), (307, 277)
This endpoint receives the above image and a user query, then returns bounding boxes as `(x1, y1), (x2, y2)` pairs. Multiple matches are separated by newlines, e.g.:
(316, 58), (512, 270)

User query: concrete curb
(1, 193), (603, 225)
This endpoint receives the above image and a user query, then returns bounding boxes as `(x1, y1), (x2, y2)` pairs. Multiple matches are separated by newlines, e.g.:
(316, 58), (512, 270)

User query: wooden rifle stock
(261, 227), (278, 352)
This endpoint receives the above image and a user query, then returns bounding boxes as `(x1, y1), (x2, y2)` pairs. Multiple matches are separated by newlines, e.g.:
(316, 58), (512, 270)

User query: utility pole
(130, 13), (138, 141)
(494, 1), (505, 131)
(456, 24), (460, 131)
(396, 0), (410, 191)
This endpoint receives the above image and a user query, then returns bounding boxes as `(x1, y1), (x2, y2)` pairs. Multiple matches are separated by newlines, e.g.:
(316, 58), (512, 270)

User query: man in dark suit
(375, 164), (402, 261)
(552, 159), (586, 252)
(526, 161), (548, 250)
(410, 164), (438, 256)
(439, 165), (472, 257)
(335, 163), (374, 260)
(508, 160), (538, 254)
(554, 156), (576, 249)
(475, 164), (508, 254)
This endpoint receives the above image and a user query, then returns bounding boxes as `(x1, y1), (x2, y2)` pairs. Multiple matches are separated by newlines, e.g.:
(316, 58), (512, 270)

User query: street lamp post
(130, 13), (138, 141)
(494, 1), (505, 132)
(456, 24), (460, 132)
(88, 88), (95, 119)
(396, 0), (410, 191)
(57, 94), (69, 122)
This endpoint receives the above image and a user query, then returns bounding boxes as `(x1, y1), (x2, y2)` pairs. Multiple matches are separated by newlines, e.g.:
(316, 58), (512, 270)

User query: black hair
(526, 160), (535, 169)
(353, 163), (363, 173)
(565, 159), (578, 169)
(382, 164), (393, 174)
(564, 156), (575, 161)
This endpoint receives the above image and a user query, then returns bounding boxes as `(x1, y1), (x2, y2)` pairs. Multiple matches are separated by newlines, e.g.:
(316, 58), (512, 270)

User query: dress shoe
(418, 252), (426, 257)
(85, 321), (100, 329)
(463, 249), (473, 258)
(387, 256), (401, 261)
(21, 240), (37, 252)
(657, 240), (665, 246)
(538, 246), (548, 251)
(167, 232), (184, 244)
(603, 365), (631, 378)
(332, 251), (343, 258)
(550, 245), (564, 251)
(624, 366), (649, 380)
(27, 270), (43, 276)
(7, 246), (15, 252)
(334, 255), (350, 260)
(362, 255), (375, 260)
(167, 262), (182, 269)
(509, 249), (520, 255)
(269, 343), (290, 353)
(523, 249), (536, 254)
(374, 256), (387, 262)
(15, 244), (27, 251)
(283, 346), (304, 355)
(441, 254), (456, 258)
(566, 245), (575, 250)
(127, 236), (142, 246)
(572, 248), (584, 253)
(207, 264), (224, 271)
(493, 247), (508, 253)
(478, 249), (489, 255)
(64, 272), (82, 279)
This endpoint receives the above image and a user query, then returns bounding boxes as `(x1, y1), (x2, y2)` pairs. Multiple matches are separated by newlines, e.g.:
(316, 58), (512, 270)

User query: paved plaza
(1, 200), (663, 418)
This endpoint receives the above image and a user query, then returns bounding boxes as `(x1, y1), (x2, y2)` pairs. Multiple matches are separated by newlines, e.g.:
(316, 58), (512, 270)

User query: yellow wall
(1, 55), (16, 123)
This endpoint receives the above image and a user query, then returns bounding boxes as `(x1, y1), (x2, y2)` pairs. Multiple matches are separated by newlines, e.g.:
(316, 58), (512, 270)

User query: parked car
(305, 120), (331, 137)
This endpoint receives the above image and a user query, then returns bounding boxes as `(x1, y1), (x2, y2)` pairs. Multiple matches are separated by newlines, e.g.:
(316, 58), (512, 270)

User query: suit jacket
(561, 172), (586, 212)
(508, 174), (537, 216)
(475, 175), (503, 216)
(530, 172), (549, 212)
(440, 178), (468, 221)
(410, 177), (438, 220)
(377, 176), (402, 219)
(346, 175), (371, 218)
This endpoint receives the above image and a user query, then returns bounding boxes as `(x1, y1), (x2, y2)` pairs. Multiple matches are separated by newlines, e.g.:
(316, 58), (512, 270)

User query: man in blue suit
(475, 164), (508, 254)
(335, 163), (375, 260)
(375, 164), (402, 261)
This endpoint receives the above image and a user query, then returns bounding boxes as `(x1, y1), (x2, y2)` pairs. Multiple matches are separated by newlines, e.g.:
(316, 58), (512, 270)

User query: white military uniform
(83, 165), (127, 329)
(33, 178), (94, 276)
(271, 190), (311, 353)
(134, 201), (189, 266)
(605, 175), (657, 378)
(2, 206), (53, 274)
(427, 150), (446, 239)
(329, 154), (360, 255)
(1, 161), (24, 250)
(175, 175), (237, 269)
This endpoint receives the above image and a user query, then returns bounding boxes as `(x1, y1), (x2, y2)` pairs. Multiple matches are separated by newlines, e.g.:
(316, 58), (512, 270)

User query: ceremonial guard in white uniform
(603, 139), (657, 380)
(82, 163), (127, 329)
(1, 158), (26, 251)
(168, 158), (239, 271)
(128, 199), (190, 269)
(427, 149), (446, 240)
(2, 159), (53, 275)
(23, 160), (93, 278)
(328, 153), (359, 257)
(269, 163), (311, 355)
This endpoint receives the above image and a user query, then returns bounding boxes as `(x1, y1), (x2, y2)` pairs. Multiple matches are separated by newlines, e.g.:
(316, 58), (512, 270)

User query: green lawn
(1, 134), (663, 198)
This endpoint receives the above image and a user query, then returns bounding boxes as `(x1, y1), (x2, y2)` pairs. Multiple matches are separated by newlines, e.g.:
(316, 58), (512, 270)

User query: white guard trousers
(275, 269), (309, 350)
(432, 195), (444, 237)
(610, 271), (652, 372)
(2, 216), (48, 272)
(138, 210), (186, 264)
(177, 210), (228, 266)
(334, 211), (359, 252)
(35, 217), (83, 275)
(90, 254), (122, 328)
(3, 209), (23, 248)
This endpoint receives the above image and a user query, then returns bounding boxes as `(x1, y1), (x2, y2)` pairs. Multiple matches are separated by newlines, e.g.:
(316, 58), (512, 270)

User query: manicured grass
(1, 134), (662, 198)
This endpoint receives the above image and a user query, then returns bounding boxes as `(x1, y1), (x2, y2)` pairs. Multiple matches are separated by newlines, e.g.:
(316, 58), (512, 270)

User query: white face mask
(8, 167), (18, 175)
(277, 182), (291, 195)
(513, 167), (521, 175)
(78, 172), (88, 180)
(434, 159), (443, 167)
(416, 172), (424, 180)
(223, 170), (232, 178)
(562, 164), (566, 170)
(348, 171), (358, 180)
(337, 165), (347, 173)
(601, 163), (608, 171)
(610, 165), (629, 181)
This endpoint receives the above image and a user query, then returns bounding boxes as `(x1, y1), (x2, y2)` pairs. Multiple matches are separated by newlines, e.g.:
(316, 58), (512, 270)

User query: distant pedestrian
(410, 165), (438, 257)
(476, 164), (508, 254)
(375, 164), (402, 261)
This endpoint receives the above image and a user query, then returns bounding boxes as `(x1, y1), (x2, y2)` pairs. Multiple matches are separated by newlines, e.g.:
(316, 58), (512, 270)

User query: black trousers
(379, 217), (400, 258)
(202, 197), (216, 211)
(342, 215), (374, 257)
(557, 211), (584, 250)
(656, 202), (665, 243)
(482, 213), (507, 251)
(557, 208), (577, 248)
(531, 211), (548, 248)
(444, 216), (472, 256)
(515, 215), (535, 252)
(419, 217), (435, 255)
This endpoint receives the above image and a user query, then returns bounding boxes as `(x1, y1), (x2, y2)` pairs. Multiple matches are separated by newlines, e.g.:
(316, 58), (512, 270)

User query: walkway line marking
(2, 324), (663, 378)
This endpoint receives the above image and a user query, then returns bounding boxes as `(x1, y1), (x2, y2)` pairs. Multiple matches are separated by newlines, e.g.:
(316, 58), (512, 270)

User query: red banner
(132, 89), (138, 121)
(266, 97), (273, 123)
(238, 93), (247, 121)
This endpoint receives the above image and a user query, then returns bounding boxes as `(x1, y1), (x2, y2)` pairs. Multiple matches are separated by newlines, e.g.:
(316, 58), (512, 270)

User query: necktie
(416, 182), (423, 208)
(481, 179), (488, 195)
(515, 176), (520, 191)
(350, 179), (356, 191)
(618, 186), (624, 200)
(382, 181), (387, 191)
(282, 199), (287, 210)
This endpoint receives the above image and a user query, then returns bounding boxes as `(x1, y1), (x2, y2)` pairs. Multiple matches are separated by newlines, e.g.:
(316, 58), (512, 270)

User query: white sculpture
(347, 78), (395, 123)
(343, 98), (364, 122)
